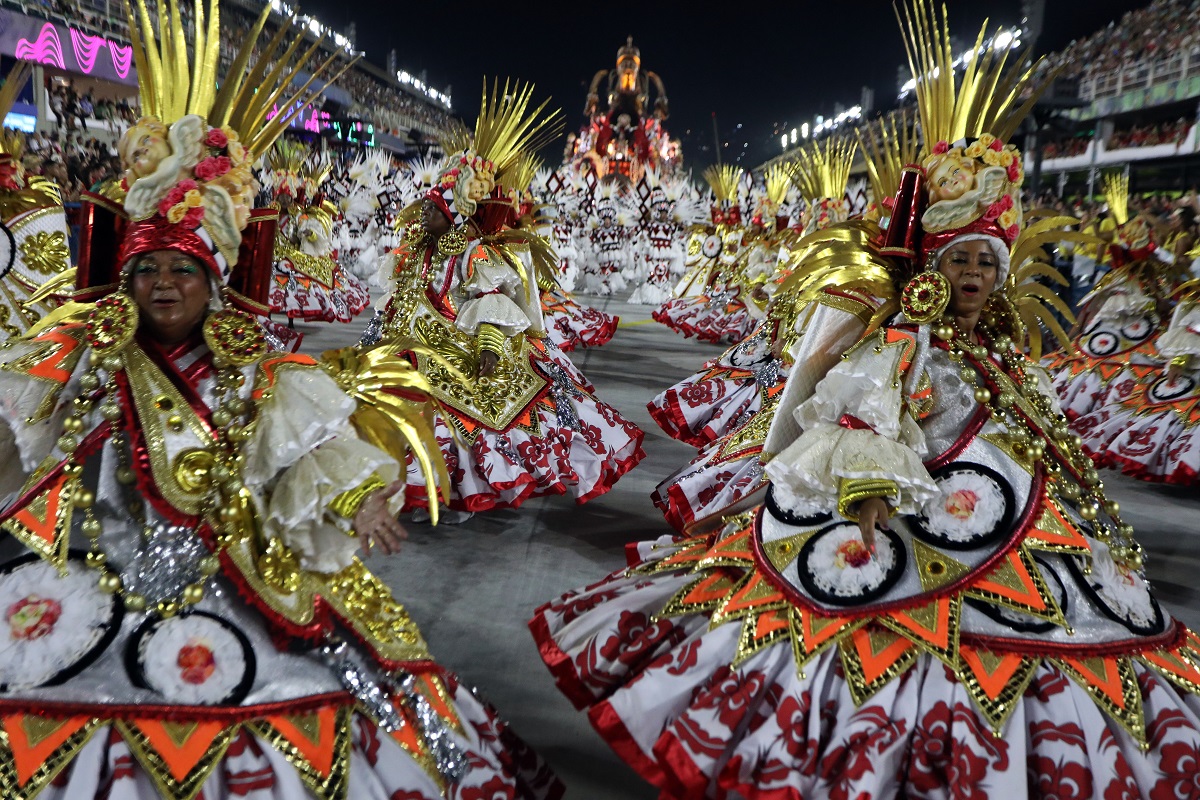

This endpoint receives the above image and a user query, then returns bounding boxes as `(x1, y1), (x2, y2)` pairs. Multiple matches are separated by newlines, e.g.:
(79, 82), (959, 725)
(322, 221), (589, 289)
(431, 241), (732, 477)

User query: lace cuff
(766, 424), (937, 516)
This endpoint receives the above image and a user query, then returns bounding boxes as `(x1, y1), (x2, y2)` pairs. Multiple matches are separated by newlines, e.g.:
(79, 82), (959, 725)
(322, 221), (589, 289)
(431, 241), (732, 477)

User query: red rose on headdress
(194, 156), (231, 182)
(1006, 223), (1019, 240)
(932, 140), (950, 155)
(983, 201), (1003, 222)
(182, 205), (205, 229)
(989, 138), (1004, 151)
(158, 184), (188, 217)
(0, 157), (20, 191)
(204, 128), (228, 149)
(1007, 161), (1021, 182)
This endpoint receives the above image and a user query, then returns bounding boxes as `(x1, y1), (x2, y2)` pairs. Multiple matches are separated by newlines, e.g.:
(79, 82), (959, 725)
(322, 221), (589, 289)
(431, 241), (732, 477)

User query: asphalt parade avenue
(295, 298), (1200, 800)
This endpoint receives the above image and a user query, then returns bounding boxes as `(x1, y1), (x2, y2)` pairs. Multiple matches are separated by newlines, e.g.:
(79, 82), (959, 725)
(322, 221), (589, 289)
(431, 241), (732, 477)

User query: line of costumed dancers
(530, 2), (1200, 797)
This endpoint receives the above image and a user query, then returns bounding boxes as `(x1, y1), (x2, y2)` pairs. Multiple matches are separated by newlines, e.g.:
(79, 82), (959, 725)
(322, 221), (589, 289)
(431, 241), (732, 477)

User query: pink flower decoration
(998, 194), (1014, 212)
(1007, 161), (1021, 182)
(182, 206), (205, 229)
(204, 128), (228, 148)
(932, 140), (950, 155)
(983, 201), (1003, 222)
(989, 138), (1004, 151)
(213, 156), (232, 175)
(1006, 223), (1020, 240)
(177, 179), (198, 192)
(193, 159), (218, 182)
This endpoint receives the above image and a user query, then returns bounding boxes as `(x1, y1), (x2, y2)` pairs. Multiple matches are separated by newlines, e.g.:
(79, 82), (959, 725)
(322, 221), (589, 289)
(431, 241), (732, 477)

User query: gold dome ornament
(437, 228), (469, 257)
(901, 271), (951, 323)
(202, 307), (267, 367)
(85, 293), (138, 353)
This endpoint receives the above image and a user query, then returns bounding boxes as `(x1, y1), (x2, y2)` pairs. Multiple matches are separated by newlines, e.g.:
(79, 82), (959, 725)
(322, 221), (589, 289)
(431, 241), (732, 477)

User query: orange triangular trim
(849, 626), (918, 685)
(1027, 497), (1092, 552)
(1096, 363), (1126, 381)
(128, 719), (230, 783)
(700, 527), (755, 564)
(885, 597), (953, 651)
(3, 714), (92, 786)
(799, 612), (855, 654)
(653, 537), (714, 572)
(1061, 656), (1128, 710)
(971, 550), (1048, 611)
(753, 608), (790, 640)
(681, 571), (736, 607)
(717, 573), (785, 618)
(1142, 647), (1200, 689)
(261, 706), (338, 778)
(960, 648), (1029, 701)
(387, 705), (425, 758)
(9, 472), (70, 548)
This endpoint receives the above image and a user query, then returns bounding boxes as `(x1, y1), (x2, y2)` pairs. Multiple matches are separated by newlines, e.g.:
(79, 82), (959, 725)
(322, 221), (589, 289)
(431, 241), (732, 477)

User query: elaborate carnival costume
(1043, 172), (1179, 422)
(1074, 278), (1200, 485)
(581, 184), (632, 296)
(530, 7), (1200, 796)
(652, 166), (755, 344)
(265, 141), (371, 324)
(0, 62), (73, 342)
(0, 6), (562, 798)
(647, 142), (863, 531)
(375, 80), (645, 513)
(331, 150), (404, 290)
(627, 173), (693, 305)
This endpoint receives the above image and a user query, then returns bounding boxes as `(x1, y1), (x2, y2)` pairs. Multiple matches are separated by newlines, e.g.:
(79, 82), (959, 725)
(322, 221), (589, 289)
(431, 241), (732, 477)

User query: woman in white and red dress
(0, 10), (562, 797)
(375, 85), (645, 514)
(529, 15), (1200, 795)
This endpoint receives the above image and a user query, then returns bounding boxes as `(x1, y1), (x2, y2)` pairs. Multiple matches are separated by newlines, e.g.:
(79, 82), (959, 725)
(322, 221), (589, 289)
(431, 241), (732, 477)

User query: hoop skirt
(532, 319), (1200, 799)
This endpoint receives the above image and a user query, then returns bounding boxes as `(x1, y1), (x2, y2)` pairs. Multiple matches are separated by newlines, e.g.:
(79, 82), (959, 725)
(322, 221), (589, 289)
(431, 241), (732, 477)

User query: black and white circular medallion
(1066, 554), (1165, 637)
(126, 611), (256, 705)
(765, 484), (833, 528)
(701, 234), (723, 259)
(0, 222), (15, 279)
(1083, 330), (1120, 358)
(1121, 317), (1155, 342)
(1147, 374), (1197, 404)
(911, 462), (1015, 551)
(0, 552), (122, 690)
(796, 522), (907, 606)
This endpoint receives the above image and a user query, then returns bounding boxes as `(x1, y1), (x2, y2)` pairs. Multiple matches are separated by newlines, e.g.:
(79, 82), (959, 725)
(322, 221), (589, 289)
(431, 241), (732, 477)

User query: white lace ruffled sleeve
(453, 241), (536, 337)
(765, 327), (938, 515)
(1157, 303), (1200, 358)
(243, 363), (401, 574)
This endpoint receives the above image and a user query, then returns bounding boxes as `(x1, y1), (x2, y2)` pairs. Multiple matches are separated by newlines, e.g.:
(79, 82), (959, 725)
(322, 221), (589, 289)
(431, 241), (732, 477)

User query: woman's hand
(478, 350), (500, 378)
(353, 480), (408, 556)
(856, 497), (890, 552)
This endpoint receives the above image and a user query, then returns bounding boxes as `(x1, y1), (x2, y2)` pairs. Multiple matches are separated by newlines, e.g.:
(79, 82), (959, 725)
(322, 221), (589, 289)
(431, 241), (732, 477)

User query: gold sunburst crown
(443, 78), (563, 177)
(785, 137), (857, 203)
(125, 0), (357, 160)
(857, 111), (919, 203)
(763, 164), (792, 206)
(897, 0), (1052, 154)
(1102, 172), (1130, 226)
(702, 164), (743, 204)
(499, 151), (543, 195)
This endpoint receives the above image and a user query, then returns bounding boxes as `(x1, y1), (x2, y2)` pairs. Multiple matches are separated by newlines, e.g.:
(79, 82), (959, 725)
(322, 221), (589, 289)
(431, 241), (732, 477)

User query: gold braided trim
(327, 474), (385, 521)
(836, 478), (899, 521)
(475, 323), (507, 358)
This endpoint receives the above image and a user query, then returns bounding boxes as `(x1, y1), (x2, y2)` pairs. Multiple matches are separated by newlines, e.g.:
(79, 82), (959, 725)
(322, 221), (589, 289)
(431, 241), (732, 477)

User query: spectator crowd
(1038, 0), (1200, 81)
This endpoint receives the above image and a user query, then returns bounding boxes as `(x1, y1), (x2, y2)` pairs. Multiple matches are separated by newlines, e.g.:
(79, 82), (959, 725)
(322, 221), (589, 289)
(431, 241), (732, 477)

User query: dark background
(304, 0), (1148, 167)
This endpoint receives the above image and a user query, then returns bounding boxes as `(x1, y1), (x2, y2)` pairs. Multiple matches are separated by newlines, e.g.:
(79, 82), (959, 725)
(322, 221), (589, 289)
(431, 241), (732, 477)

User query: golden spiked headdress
(116, 0), (352, 282)
(857, 111), (919, 210)
(785, 137), (856, 233)
(1101, 171), (1130, 226)
(702, 164), (743, 225)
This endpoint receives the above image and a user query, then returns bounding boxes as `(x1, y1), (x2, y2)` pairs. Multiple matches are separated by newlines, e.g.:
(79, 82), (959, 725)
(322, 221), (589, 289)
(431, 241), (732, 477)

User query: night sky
(301, 0), (1148, 168)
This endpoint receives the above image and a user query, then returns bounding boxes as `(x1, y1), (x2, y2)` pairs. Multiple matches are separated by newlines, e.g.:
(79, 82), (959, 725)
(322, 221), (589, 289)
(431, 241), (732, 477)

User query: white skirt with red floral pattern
(1075, 366), (1200, 486)
(269, 258), (371, 323)
(404, 346), (645, 513)
(530, 542), (1200, 800)
(541, 287), (619, 352)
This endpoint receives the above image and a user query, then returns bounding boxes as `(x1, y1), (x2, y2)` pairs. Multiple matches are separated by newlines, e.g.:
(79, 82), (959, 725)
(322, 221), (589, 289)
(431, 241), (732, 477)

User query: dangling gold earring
(203, 289), (267, 367)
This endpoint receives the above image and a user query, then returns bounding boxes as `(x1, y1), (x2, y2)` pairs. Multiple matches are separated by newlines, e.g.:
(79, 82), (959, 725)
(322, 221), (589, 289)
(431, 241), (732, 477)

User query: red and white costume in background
(379, 231), (645, 513)
(582, 198), (631, 296)
(1043, 231), (1177, 422)
(654, 224), (757, 345)
(540, 279), (620, 352)
(627, 197), (687, 305)
(1074, 292), (1200, 485)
